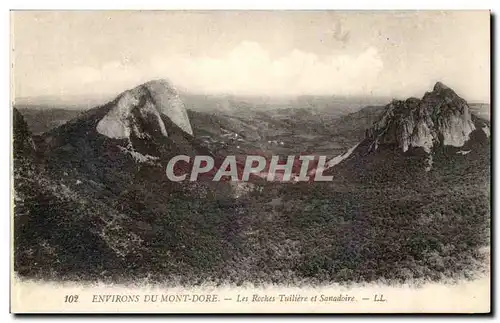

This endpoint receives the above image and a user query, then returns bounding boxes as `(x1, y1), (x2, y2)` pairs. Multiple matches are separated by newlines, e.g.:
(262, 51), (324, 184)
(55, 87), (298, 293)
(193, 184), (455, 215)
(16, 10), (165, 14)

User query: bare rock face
(366, 82), (476, 153)
(96, 79), (193, 140)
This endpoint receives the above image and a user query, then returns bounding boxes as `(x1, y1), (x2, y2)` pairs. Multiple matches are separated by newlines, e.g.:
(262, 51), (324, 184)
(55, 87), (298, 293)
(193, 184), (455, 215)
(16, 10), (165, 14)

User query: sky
(12, 10), (490, 102)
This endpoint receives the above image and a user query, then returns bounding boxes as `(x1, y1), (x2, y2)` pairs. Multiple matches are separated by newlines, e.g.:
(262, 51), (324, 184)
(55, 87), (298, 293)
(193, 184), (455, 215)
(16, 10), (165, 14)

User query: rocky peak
(366, 82), (476, 154)
(433, 81), (450, 92)
(13, 108), (36, 155)
(96, 79), (193, 141)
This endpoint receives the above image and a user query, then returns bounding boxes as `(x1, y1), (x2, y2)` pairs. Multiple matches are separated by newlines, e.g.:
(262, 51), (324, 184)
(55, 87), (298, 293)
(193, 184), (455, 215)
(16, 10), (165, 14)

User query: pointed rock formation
(13, 108), (36, 156)
(324, 82), (490, 179)
(366, 82), (476, 154)
(96, 79), (193, 140)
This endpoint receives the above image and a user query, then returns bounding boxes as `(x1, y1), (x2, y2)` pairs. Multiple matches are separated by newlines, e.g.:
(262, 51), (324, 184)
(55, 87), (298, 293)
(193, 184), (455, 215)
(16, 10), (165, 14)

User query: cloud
(42, 41), (384, 97)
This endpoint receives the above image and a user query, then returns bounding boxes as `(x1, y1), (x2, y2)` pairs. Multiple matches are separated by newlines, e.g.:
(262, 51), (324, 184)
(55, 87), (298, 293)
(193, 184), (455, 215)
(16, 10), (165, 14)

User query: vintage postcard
(10, 10), (491, 313)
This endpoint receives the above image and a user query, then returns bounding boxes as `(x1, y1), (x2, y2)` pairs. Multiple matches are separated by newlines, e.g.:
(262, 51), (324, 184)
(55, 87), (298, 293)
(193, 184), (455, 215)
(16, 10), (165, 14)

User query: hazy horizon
(12, 11), (490, 103)
(13, 84), (489, 110)
(12, 90), (394, 111)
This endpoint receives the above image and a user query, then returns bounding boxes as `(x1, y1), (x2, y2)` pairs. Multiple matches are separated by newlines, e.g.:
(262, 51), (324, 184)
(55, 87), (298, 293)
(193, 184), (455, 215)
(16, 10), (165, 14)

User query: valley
(12, 80), (491, 286)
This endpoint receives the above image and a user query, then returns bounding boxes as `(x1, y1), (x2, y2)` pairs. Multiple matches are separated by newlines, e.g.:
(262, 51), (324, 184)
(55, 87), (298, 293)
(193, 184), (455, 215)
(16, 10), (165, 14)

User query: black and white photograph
(9, 10), (491, 313)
